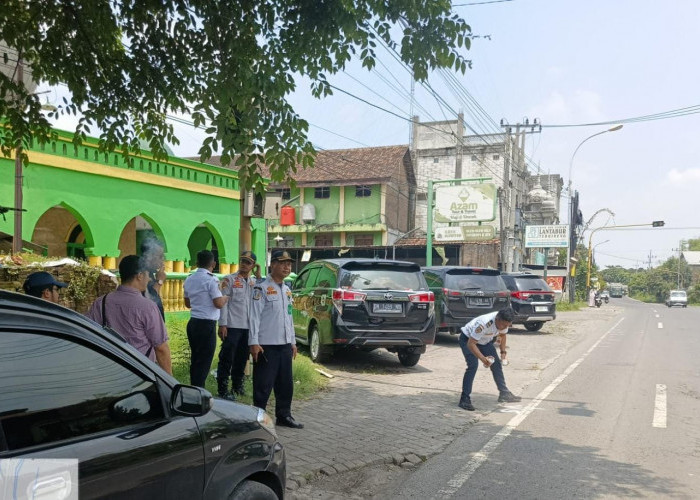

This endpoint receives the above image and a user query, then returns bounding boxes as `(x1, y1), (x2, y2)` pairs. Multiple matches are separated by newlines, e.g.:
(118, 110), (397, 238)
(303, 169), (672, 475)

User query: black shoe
(498, 392), (522, 403)
(232, 381), (246, 396)
(218, 391), (236, 401)
(458, 399), (475, 411)
(276, 416), (304, 429)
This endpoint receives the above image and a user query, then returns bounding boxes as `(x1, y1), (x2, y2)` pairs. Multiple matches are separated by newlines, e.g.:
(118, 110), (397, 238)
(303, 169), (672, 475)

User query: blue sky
(48, 0), (700, 269)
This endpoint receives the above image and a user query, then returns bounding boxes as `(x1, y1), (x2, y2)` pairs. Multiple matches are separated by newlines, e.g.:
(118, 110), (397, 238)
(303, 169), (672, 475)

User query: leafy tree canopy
(1, 0), (471, 189)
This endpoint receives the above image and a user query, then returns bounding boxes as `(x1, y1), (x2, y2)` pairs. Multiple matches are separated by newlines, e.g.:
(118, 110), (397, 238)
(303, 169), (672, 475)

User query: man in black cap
(216, 250), (261, 400)
(249, 250), (302, 429)
(23, 271), (67, 304)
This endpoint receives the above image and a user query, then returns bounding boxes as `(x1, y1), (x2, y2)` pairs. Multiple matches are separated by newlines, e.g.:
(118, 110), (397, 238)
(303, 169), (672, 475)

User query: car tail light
(496, 291), (509, 298)
(409, 291), (434, 302)
(442, 288), (462, 297)
(511, 291), (532, 300)
(332, 289), (366, 314)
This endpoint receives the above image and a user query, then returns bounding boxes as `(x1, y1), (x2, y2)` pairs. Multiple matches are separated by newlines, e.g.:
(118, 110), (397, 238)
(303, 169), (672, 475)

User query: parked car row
(289, 259), (558, 367)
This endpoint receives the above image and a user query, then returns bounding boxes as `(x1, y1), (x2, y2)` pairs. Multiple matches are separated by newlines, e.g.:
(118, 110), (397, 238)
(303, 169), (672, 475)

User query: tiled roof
(191, 145), (412, 186)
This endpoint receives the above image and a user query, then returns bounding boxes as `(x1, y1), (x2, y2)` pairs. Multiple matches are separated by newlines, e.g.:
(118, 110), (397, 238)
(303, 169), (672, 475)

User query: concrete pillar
(103, 256), (116, 270)
(173, 260), (185, 273)
(219, 263), (231, 274)
(163, 260), (174, 272)
(88, 256), (102, 267)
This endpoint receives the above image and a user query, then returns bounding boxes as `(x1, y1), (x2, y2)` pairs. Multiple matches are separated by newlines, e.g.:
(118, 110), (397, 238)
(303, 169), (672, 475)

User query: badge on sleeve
(486, 320), (494, 328)
(253, 287), (263, 300)
(475, 325), (484, 334)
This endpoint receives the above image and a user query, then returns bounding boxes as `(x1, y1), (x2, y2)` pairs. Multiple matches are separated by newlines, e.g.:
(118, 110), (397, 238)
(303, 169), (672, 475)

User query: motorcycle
(603, 296), (609, 304)
(594, 294), (603, 308)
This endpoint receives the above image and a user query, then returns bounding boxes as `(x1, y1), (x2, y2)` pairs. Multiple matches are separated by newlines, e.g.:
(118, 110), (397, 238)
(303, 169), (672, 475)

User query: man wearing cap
(23, 271), (67, 304)
(249, 250), (302, 429)
(184, 250), (228, 388)
(216, 250), (261, 400)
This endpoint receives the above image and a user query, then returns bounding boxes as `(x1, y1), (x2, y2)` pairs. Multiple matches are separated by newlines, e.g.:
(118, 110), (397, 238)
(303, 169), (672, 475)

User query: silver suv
(666, 290), (688, 308)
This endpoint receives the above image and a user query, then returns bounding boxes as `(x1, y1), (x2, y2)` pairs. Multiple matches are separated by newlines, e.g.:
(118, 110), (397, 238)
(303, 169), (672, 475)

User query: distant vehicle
(291, 259), (435, 366)
(501, 273), (557, 331)
(666, 290), (688, 308)
(422, 266), (510, 335)
(609, 284), (624, 298)
(0, 291), (286, 500)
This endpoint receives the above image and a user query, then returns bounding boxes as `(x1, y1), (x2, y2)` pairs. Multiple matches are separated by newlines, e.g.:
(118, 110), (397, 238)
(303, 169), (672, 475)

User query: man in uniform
(216, 250), (261, 400)
(249, 250), (303, 429)
(184, 250), (228, 388)
(458, 308), (521, 411)
(23, 271), (67, 304)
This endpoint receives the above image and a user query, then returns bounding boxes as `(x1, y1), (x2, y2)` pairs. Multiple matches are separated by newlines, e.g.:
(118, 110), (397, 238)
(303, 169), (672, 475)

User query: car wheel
(398, 349), (421, 367)
(309, 325), (331, 363)
(229, 480), (278, 500)
(524, 321), (544, 332)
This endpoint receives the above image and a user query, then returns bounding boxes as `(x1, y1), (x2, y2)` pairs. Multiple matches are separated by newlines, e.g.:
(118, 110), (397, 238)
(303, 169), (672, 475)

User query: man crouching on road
(249, 250), (303, 429)
(458, 308), (521, 411)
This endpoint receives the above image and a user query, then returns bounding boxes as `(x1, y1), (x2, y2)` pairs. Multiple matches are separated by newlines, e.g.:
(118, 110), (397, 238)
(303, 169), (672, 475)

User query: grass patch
(556, 301), (587, 311)
(165, 312), (328, 405)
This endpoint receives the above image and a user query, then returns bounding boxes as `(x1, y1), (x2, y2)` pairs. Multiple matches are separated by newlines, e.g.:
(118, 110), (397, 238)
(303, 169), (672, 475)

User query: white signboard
(434, 183), (497, 223)
(525, 225), (570, 248)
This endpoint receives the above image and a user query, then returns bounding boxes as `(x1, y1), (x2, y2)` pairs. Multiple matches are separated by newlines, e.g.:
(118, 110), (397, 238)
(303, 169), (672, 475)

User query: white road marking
(433, 317), (626, 499)
(655, 314), (659, 318)
(658, 322), (663, 329)
(653, 384), (667, 428)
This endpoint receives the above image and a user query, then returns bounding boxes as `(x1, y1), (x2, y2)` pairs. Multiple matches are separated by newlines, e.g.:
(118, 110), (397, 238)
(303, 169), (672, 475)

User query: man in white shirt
(458, 308), (521, 411)
(184, 250), (228, 388)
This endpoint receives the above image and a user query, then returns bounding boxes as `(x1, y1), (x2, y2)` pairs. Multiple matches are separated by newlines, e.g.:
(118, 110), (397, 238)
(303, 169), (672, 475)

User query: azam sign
(434, 184), (497, 223)
(525, 225), (569, 248)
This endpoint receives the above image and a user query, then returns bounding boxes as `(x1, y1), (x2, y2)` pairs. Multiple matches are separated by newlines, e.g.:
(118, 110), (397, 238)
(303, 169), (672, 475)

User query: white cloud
(666, 168), (700, 186)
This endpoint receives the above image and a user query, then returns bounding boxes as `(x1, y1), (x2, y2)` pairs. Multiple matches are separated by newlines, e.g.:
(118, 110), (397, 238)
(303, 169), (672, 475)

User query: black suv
(422, 266), (510, 334)
(0, 291), (285, 500)
(291, 259), (435, 367)
(501, 273), (556, 331)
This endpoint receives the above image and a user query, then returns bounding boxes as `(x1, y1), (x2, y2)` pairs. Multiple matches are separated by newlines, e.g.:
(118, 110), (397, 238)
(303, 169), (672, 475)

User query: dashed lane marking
(653, 384), (667, 428)
(658, 322), (663, 329)
(432, 317), (626, 500)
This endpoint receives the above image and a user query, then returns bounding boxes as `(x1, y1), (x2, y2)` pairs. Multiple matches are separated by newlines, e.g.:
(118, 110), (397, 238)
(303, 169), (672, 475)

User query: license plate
(373, 303), (402, 313)
(535, 306), (549, 312)
(468, 298), (491, 306)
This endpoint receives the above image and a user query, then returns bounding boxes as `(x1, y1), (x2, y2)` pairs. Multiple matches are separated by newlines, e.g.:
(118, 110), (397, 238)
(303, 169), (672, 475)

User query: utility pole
(12, 58), (24, 254)
(454, 112), (464, 180)
(499, 119), (541, 273)
(647, 250), (656, 270)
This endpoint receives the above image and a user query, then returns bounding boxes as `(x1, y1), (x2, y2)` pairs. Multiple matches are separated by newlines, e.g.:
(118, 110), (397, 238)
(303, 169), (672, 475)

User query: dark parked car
(291, 259), (435, 367)
(0, 291), (285, 500)
(501, 272), (556, 331)
(422, 266), (510, 335)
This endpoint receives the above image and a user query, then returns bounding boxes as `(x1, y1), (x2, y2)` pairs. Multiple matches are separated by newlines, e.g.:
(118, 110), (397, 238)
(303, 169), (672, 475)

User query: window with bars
(353, 234), (375, 246)
(281, 188), (291, 200)
(355, 185), (372, 197)
(314, 234), (333, 247)
(314, 187), (330, 199)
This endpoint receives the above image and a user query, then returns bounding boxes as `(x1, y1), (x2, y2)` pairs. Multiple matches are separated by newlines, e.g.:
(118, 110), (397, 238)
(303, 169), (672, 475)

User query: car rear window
(340, 264), (423, 290)
(513, 277), (551, 292)
(671, 291), (687, 297)
(444, 271), (504, 290)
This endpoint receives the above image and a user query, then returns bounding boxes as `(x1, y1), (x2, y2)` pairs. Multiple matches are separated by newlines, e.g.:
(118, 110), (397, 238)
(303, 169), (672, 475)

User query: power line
(541, 104), (700, 128)
(453, 0), (515, 6)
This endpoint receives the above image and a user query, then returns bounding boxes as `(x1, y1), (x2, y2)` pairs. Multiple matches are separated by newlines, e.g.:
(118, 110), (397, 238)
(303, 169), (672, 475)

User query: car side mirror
(171, 385), (213, 417)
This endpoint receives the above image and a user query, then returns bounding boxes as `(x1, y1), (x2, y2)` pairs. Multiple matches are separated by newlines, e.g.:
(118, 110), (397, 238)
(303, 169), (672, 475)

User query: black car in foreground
(291, 258), (435, 367)
(422, 266), (510, 334)
(0, 291), (285, 500)
(501, 272), (556, 331)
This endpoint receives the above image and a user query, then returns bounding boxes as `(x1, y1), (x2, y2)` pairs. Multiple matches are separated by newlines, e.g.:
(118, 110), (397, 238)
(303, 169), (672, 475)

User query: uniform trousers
(252, 343), (294, 419)
(187, 318), (217, 388)
(458, 334), (508, 400)
(217, 327), (249, 389)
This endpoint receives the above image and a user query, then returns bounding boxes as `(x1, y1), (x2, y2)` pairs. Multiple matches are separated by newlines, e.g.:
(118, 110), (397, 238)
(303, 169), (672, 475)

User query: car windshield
(445, 273), (503, 290)
(340, 265), (423, 291)
(514, 278), (551, 292)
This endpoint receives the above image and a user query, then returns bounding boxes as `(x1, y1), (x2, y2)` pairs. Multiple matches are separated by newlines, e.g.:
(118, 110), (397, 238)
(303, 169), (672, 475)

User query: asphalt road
(388, 298), (700, 499)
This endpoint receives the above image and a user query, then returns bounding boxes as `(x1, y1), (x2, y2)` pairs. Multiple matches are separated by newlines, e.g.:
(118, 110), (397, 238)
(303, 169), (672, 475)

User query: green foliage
(556, 301), (586, 311)
(1, 1), (472, 190)
(165, 312), (327, 402)
(64, 263), (102, 310)
(687, 238), (700, 251)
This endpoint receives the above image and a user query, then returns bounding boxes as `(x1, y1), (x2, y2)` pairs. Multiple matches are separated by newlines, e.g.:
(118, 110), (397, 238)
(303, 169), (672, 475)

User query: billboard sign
(525, 225), (569, 248)
(434, 225), (496, 242)
(434, 183), (497, 223)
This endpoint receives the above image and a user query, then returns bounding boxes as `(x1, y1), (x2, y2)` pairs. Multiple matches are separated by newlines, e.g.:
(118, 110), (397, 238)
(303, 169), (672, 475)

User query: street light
(565, 124), (623, 301)
(586, 222), (664, 288)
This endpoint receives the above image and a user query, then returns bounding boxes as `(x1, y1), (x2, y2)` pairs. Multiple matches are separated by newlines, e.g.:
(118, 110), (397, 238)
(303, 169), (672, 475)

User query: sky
(45, 0), (700, 269)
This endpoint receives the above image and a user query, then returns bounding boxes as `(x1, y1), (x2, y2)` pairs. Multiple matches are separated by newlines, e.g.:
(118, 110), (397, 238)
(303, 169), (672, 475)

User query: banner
(434, 183), (497, 223)
(524, 225), (569, 248)
(434, 225), (496, 242)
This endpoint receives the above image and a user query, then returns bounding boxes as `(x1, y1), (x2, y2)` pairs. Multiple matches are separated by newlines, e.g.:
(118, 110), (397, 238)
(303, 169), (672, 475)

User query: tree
(1, 1), (471, 188)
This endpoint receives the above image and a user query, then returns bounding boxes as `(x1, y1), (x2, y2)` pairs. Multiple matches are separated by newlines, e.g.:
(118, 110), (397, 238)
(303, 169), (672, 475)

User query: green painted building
(0, 128), (266, 274)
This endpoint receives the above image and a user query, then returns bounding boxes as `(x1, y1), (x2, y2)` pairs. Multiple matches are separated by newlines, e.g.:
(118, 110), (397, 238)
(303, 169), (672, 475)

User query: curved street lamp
(565, 124), (623, 301)
(586, 222), (665, 288)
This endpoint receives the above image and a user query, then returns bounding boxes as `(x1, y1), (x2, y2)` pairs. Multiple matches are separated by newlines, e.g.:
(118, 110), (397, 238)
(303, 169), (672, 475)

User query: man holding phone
(216, 251), (261, 400)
